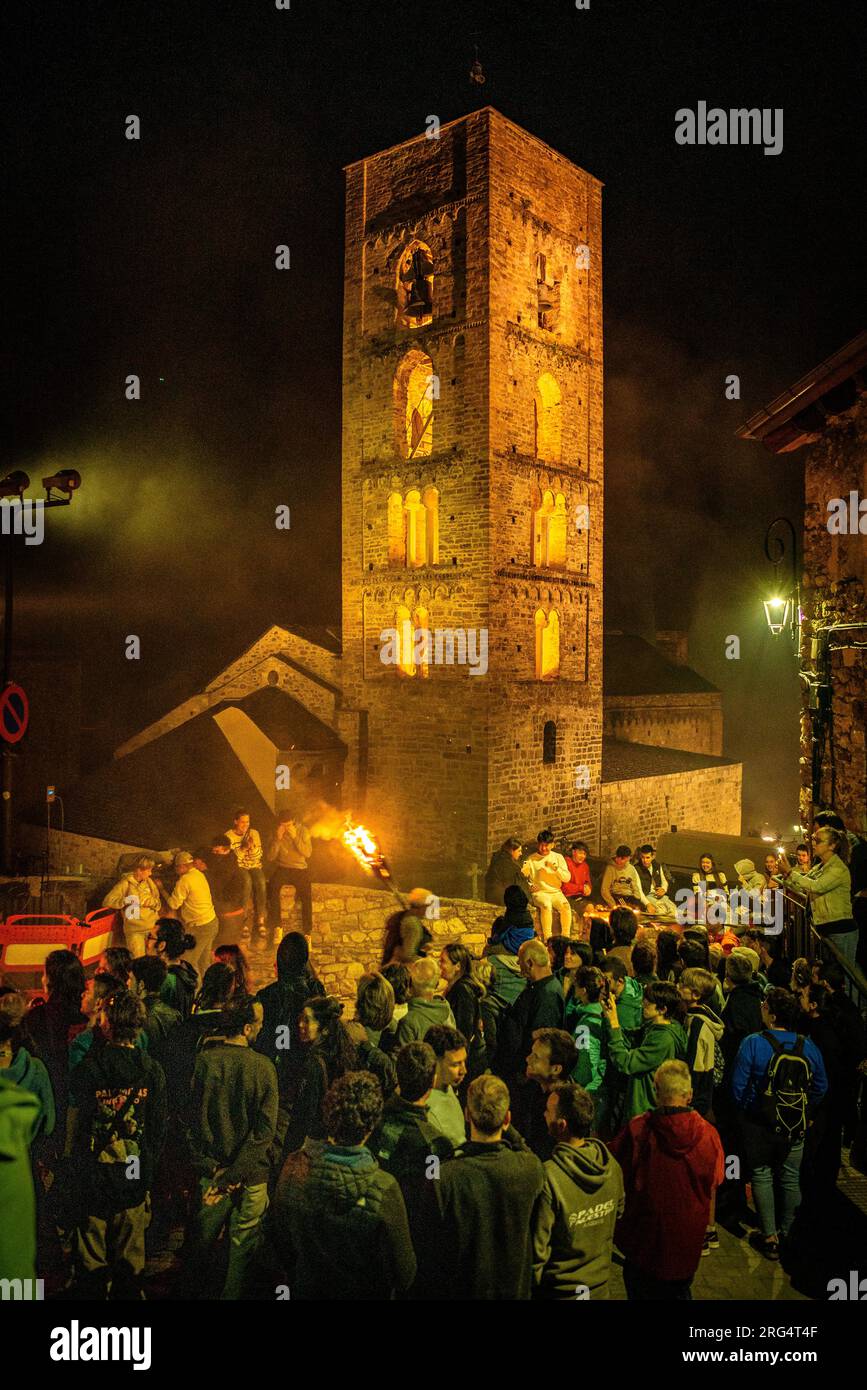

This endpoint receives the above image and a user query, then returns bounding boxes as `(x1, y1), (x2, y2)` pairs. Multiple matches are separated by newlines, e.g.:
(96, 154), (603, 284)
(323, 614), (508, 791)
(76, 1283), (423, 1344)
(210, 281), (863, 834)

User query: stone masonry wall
(279, 883), (499, 1006)
(340, 110), (606, 885)
(600, 764), (742, 852)
(18, 825), (160, 881)
(800, 400), (867, 832)
(603, 693), (723, 756)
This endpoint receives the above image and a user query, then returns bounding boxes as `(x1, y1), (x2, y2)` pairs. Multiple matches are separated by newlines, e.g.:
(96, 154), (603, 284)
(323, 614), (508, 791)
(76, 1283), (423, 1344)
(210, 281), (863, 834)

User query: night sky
(8, 0), (865, 832)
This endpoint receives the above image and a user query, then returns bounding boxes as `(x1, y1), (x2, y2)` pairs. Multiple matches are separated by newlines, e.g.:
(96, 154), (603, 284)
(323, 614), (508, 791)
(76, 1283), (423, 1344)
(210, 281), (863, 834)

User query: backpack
(759, 1031), (812, 1141)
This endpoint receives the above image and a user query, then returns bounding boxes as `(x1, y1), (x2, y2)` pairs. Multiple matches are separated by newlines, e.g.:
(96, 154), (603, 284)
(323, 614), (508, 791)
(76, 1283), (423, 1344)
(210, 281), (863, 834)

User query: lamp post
(0, 469), (82, 872)
(763, 517), (800, 641)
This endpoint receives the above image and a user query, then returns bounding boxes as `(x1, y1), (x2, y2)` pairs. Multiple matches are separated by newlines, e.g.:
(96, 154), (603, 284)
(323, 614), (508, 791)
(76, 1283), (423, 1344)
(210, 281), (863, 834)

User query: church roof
(60, 685), (345, 849)
(603, 633), (718, 697)
(602, 738), (739, 784)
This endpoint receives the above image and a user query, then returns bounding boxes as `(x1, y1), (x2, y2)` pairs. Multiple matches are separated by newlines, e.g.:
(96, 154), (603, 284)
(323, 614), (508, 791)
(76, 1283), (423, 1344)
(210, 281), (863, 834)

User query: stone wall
(279, 883), (499, 1005)
(17, 825), (160, 881)
(800, 399), (867, 832)
(600, 763), (742, 852)
(603, 693), (723, 756)
(340, 109), (606, 885)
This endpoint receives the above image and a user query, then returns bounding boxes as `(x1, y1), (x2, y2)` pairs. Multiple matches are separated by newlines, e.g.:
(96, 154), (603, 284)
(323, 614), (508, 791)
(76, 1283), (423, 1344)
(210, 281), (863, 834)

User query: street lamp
(763, 517), (800, 639)
(1, 469), (83, 872)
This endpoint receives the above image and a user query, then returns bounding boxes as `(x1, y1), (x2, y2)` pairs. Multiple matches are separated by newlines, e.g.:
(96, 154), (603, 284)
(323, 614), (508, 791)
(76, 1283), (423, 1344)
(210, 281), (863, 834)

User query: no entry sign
(0, 684), (29, 744)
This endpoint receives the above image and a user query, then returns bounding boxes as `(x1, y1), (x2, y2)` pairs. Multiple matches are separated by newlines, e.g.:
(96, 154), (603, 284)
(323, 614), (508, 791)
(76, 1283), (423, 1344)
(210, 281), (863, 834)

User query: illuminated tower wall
(341, 108), (603, 891)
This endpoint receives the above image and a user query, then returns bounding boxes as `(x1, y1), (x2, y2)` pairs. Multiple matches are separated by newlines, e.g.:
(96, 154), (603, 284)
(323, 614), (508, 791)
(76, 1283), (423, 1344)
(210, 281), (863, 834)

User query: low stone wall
(18, 825), (161, 881)
(278, 884), (499, 1004)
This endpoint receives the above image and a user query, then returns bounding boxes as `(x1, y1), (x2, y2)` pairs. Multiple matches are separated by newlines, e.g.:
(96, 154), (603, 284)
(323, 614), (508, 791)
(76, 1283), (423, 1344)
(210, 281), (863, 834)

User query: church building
(35, 110), (742, 892)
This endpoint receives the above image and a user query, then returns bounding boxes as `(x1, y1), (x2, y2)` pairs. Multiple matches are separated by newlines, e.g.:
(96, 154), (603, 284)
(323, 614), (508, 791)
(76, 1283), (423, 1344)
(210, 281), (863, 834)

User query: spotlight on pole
(0, 471), (30, 499)
(42, 470), (82, 500)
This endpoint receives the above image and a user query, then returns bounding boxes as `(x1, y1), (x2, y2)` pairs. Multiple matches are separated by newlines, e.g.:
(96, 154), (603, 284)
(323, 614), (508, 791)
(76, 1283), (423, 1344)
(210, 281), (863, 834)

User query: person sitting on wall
(563, 841), (594, 923)
(634, 845), (677, 919)
(522, 830), (572, 940)
(600, 846), (652, 914)
(484, 837), (530, 907)
(226, 809), (268, 937)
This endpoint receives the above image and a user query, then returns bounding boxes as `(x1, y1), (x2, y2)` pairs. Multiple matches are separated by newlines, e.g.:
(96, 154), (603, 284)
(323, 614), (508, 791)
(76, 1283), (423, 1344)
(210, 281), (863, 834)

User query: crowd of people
(0, 811), (865, 1302)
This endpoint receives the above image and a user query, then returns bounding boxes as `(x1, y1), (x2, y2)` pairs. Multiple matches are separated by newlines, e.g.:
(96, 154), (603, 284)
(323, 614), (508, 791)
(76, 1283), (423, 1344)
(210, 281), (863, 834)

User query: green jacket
(615, 977), (645, 1045)
(0, 1078), (39, 1281)
(605, 1020), (688, 1120)
(532, 1139), (625, 1300)
(565, 1000), (606, 1092)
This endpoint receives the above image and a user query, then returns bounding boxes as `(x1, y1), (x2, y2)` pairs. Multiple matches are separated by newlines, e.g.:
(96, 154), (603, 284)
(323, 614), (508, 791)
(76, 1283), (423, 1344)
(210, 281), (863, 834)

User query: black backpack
(759, 1031), (812, 1141)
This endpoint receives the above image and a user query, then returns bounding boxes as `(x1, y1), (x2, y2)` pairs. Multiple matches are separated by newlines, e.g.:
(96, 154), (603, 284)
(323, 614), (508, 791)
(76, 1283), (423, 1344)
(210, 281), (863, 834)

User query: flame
(341, 818), (391, 879)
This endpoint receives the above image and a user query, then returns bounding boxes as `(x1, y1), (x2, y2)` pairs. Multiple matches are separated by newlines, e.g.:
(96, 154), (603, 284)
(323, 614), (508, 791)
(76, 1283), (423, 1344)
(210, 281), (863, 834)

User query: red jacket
(563, 857), (592, 899)
(608, 1107), (724, 1281)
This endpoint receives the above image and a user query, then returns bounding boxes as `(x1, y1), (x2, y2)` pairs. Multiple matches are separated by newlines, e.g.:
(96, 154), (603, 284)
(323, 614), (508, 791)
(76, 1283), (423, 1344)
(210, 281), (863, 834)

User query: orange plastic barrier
(0, 908), (119, 976)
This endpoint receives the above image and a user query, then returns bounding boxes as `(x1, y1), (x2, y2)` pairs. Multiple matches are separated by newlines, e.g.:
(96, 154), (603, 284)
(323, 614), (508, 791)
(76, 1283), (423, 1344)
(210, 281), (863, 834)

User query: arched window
(535, 609), (560, 681)
(387, 492), (405, 567)
(395, 605), (416, 678)
(394, 349), (434, 459)
(391, 604), (432, 678)
(534, 373), (561, 463)
(393, 486), (439, 569)
(536, 253), (560, 331)
(396, 241), (434, 328)
(422, 486), (439, 565)
(542, 720), (557, 764)
(532, 491), (567, 568)
(413, 606), (430, 679)
(405, 490), (426, 569)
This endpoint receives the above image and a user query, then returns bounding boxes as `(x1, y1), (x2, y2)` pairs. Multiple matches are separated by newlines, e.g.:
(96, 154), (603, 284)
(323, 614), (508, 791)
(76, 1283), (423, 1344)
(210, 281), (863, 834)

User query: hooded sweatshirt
(0, 1047), (56, 1139)
(532, 1139), (625, 1299)
(395, 995), (456, 1045)
(608, 1106), (725, 1281)
(0, 1078), (39, 1281)
(605, 1020), (689, 1120)
(159, 960), (199, 1020)
(489, 885), (536, 957)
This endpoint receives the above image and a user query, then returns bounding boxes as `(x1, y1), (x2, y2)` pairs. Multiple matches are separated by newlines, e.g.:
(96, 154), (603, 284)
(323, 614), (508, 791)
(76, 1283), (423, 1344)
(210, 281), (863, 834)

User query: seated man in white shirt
(522, 830), (572, 940)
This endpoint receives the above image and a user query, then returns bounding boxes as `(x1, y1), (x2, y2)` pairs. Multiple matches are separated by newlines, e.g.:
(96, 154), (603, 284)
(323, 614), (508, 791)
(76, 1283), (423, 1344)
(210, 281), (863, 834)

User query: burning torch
(341, 817), (408, 911)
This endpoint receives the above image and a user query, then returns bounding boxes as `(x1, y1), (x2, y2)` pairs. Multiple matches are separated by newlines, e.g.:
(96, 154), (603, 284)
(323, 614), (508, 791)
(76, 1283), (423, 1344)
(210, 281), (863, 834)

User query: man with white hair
(608, 1060), (724, 1300)
(395, 956), (456, 1044)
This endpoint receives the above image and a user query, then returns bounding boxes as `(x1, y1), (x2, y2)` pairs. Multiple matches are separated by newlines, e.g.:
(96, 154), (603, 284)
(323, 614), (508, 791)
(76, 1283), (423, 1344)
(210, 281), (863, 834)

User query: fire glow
(341, 818), (392, 881)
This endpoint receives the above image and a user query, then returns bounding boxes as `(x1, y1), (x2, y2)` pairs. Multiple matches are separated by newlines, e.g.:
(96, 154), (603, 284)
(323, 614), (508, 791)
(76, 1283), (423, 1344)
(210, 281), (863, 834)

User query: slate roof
(602, 737), (739, 784)
(60, 686), (344, 848)
(604, 632), (718, 697)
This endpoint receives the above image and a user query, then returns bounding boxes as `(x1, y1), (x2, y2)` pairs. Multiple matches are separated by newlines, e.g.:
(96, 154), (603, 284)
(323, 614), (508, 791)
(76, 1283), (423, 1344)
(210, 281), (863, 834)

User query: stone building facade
(23, 109), (742, 897)
(340, 108), (604, 887)
(739, 330), (867, 833)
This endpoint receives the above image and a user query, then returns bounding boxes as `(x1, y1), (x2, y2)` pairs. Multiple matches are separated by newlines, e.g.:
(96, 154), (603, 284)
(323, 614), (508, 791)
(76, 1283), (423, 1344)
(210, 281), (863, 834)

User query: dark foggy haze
(8, 0), (863, 835)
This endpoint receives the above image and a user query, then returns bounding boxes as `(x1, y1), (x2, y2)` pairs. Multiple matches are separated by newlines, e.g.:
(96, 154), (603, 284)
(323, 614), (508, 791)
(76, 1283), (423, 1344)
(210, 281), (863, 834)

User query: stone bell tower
(340, 108), (604, 893)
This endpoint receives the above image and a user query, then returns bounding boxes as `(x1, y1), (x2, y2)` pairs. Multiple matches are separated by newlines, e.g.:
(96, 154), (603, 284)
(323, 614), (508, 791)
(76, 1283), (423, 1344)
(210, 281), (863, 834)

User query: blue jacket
(731, 1029), (828, 1116)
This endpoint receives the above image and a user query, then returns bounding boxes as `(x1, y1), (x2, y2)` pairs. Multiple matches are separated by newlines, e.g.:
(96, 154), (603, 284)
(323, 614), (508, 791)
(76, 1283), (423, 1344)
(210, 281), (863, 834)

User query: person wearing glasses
(778, 826), (857, 969)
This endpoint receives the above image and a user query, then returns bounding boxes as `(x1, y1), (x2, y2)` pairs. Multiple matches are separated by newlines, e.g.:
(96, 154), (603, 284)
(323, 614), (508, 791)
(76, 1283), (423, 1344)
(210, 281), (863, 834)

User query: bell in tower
(398, 245), (434, 324)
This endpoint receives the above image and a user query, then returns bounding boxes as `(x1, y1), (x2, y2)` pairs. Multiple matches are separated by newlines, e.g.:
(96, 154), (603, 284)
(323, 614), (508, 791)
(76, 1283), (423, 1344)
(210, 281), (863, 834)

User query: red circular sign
(0, 683), (29, 744)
